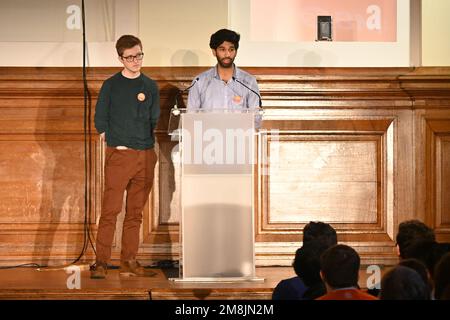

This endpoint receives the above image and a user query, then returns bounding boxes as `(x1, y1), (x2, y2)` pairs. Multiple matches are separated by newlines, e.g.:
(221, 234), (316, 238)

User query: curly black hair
(209, 29), (240, 50)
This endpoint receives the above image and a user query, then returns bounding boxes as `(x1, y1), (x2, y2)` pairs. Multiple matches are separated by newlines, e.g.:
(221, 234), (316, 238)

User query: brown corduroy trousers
(95, 146), (157, 263)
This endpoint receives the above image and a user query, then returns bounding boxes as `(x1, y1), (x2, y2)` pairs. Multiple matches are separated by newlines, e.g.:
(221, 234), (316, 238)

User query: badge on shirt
(137, 92), (146, 101)
(233, 95), (242, 104)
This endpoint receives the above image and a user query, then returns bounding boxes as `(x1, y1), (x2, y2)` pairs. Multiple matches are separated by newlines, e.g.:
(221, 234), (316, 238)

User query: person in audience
(402, 240), (436, 271)
(433, 252), (450, 300)
(366, 220), (435, 297)
(302, 221), (337, 248)
(271, 263), (308, 300)
(441, 286), (450, 300)
(404, 240), (450, 278)
(294, 241), (327, 300)
(379, 265), (430, 300)
(272, 221), (337, 300)
(395, 220), (435, 259)
(403, 240), (450, 279)
(317, 244), (377, 300)
(398, 258), (432, 295)
(429, 242), (450, 276)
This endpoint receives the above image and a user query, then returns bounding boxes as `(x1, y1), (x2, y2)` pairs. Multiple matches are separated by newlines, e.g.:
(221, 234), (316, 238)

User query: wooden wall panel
(441, 137), (450, 225)
(255, 114), (398, 266)
(417, 116), (450, 241)
(0, 135), (99, 266)
(0, 139), (85, 223)
(268, 139), (378, 223)
(0, 67), (449, 267)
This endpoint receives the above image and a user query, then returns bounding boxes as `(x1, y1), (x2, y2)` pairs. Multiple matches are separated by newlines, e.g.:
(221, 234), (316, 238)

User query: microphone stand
(232, 76), (263, 108)
(172, 77), (199, 115)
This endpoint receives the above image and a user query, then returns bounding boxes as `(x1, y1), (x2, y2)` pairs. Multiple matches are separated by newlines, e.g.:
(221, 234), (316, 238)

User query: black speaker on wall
(317, 16), (332, 41)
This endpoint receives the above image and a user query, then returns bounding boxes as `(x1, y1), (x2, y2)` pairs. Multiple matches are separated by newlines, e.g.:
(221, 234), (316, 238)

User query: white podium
(169, 108), (263, 282)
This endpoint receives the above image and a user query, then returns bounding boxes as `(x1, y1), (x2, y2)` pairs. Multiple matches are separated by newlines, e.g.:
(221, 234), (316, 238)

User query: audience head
(398, 258), (431, 291)
(440, 285), (450, 300)
(403, 240), (450, 278)
(293, 241), (327, 287)
(303, 221), (337, 249)
(380, 265), (430, 300)
(396, 220), (435, 258)
(430, 242), (450, 277)
(320, 244), (360, 290)
(402, 240), (437, 274)
(433, 252), (450, 300)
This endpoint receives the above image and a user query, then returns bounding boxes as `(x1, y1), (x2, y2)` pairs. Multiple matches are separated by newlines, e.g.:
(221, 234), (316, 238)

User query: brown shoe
(90, 261), (107, 279)
(119, 260), (156, 277)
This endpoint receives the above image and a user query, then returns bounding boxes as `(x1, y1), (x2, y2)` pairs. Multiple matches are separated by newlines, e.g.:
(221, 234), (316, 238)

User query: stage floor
(0, 266), (292, 300)
(0, 266), (381, 300)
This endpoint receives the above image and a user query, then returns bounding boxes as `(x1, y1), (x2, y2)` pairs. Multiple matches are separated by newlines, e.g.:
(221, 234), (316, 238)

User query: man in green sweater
(91, 35), (160, 279)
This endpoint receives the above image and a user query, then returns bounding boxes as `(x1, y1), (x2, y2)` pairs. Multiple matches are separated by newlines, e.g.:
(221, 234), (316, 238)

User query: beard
(217, 57), (234, 68)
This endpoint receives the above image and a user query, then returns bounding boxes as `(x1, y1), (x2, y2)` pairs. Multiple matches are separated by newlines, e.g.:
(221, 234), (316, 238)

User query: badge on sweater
(137, 92), (146, 101)
(233, 95), (242, 104)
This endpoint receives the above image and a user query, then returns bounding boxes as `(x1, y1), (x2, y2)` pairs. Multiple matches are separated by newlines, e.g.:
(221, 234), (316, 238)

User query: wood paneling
(268, 140), (378, 223)
(256, 116), (397, 260)
(0, 67), (449, 266)
(417, 116), (450, 240)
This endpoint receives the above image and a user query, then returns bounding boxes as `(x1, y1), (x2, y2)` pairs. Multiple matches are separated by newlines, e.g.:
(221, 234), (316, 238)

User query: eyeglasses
(121, 52), (144, 62)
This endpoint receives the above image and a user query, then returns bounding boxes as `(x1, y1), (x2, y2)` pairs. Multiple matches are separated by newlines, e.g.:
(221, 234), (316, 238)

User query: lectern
(169, 108), (263, 282)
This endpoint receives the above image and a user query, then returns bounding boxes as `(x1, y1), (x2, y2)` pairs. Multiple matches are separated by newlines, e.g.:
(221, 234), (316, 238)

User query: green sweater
(94, 72), (160, 150)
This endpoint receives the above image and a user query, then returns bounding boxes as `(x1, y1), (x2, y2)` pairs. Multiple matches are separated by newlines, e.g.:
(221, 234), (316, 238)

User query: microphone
(232, 76), (262, 108)
(172, 77), (200, 115)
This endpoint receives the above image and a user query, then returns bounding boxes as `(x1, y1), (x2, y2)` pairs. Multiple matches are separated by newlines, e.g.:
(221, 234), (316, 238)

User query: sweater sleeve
(94, 80), (111, 134)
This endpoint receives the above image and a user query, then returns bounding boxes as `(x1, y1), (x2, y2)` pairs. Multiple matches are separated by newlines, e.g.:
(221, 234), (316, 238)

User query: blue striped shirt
(187, 65), (260, 109)
(187, 65), (262, 127)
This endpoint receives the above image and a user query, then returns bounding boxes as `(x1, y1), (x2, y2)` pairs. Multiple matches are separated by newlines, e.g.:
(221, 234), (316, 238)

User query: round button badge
(137, 92), (146, 101)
